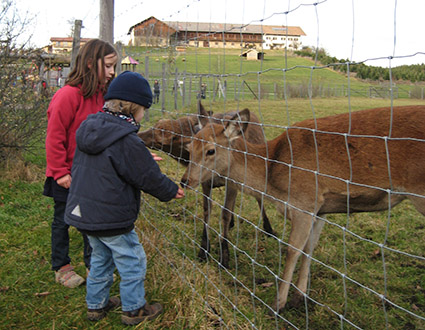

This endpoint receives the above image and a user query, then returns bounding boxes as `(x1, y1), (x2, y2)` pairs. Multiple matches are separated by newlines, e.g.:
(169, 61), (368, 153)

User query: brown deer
(138, 102), (275, 268)
(180, 105), (425, 313)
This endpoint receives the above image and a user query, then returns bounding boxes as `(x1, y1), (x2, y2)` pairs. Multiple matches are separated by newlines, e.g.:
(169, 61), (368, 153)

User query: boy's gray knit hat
(105, 71), (152, 108)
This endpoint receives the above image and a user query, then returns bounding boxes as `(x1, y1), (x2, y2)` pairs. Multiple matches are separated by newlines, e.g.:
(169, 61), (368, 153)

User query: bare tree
(0, 1), (49, 163)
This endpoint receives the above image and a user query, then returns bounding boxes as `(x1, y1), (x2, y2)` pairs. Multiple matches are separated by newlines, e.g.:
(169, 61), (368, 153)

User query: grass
(129, 47), (420, 101)
(1, 96), (425, 329)
(2, 43), (425, 328)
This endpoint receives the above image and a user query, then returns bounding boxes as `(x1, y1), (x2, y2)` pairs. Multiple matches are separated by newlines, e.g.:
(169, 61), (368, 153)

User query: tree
(0, 0), (49, 163)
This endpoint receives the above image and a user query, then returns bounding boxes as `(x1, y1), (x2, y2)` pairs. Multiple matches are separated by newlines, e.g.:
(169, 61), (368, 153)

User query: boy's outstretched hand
(151, 152), (163, 162)
(175, 187), (185, 199)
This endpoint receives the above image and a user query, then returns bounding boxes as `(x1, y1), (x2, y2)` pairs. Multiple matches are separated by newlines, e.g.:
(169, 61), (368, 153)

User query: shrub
(0, 1), (49, 163)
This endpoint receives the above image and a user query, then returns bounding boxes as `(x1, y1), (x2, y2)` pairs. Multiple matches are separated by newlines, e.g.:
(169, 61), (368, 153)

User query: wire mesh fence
(114, 1), (425, 328)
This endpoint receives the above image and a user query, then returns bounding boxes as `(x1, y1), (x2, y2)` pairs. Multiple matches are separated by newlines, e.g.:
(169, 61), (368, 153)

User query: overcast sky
(12, 0), (425, 67)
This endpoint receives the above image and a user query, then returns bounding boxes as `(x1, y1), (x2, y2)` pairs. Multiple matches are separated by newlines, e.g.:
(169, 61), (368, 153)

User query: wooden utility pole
(70, 20), (82, 70)
(99, 0), (114, 44)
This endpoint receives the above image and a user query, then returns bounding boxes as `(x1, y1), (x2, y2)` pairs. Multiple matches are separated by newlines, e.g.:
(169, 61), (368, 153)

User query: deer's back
(268, 105), (425, 195)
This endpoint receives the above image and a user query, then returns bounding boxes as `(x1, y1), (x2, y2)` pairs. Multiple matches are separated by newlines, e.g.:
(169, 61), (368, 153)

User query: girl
(43, 39), (118, 288)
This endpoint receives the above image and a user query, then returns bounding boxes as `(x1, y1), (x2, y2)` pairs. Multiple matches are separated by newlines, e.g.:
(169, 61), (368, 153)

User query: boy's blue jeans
(86, 230), (147, 312)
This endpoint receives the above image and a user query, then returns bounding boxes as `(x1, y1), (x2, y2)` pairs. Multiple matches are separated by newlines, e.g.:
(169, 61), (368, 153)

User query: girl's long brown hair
(66, 39), (117, 99)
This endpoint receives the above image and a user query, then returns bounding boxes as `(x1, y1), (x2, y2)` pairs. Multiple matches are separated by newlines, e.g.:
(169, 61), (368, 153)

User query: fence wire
(123, 1), (425, 329)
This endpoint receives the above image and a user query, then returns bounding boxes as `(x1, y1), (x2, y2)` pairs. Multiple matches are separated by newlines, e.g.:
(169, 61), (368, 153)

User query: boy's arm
(150, 151), (185, 199)
(115, 135), (181, 202)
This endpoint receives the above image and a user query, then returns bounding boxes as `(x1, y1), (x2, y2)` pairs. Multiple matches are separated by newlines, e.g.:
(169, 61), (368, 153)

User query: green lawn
(1, 96), (425, 329)
(2, 44), (425, 328)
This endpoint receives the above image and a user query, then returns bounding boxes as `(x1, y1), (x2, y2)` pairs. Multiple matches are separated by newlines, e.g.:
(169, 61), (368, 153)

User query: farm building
(45, 37), (92, 54)
(127, 16), (305, 50)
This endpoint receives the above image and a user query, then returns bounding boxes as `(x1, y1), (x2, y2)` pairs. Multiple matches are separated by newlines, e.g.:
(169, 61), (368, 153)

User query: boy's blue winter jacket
(65, 111), (178, 233)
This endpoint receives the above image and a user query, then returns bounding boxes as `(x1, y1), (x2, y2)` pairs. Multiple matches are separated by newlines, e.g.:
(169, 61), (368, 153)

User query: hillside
(126, 46), (420, 100)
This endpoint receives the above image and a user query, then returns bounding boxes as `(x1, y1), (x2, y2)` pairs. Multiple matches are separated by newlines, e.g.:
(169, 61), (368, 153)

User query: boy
(65, 71), (184, 325)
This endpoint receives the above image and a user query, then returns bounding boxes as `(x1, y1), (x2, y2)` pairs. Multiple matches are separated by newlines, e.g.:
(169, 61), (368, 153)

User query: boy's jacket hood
(76, 112), (138, 155)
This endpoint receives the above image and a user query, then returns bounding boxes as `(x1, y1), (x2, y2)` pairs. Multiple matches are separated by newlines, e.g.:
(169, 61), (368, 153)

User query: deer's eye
(206, 149), (215, 156)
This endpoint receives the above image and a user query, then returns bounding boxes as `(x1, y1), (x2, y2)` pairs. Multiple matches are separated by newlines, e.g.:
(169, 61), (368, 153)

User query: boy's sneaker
(121, 303), (163, 325)
(87, 296), (121, 321)
(55, 264), (85, 288)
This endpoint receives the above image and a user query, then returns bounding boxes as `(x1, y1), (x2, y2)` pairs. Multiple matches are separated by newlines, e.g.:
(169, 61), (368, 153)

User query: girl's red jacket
(45, 85), (104, 180)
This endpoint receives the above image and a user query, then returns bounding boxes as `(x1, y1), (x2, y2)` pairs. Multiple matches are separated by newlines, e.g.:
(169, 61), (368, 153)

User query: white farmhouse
(262, 26), (306, 50)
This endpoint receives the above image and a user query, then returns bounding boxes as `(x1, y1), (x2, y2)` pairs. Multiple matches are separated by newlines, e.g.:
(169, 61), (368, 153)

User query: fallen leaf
(260, 282), (274, 288)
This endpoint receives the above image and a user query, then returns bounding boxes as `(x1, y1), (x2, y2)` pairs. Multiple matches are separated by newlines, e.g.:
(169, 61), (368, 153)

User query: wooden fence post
(161, 62), (166, 112)
(115, 42), (122, 75)
(182, 71), (186, 108)
(188, 75), (192, 106)
(70, 20), (82, 71)
(174, 68), (178, 110)
(144, 56), (149, 79)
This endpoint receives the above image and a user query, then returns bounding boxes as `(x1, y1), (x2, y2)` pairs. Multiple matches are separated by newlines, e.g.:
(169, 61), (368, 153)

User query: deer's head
(180, 109), (251, 188)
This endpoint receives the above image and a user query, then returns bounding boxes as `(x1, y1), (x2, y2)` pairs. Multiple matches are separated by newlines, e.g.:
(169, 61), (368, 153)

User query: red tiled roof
(128, 16), (306, 37)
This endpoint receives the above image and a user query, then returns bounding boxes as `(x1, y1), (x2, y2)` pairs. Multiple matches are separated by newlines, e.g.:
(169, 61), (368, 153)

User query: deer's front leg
(198, 181), (213, 261)
(290, 217), (325, 308)
(274, 210), (314, 313)
(220, 184), (238, 268)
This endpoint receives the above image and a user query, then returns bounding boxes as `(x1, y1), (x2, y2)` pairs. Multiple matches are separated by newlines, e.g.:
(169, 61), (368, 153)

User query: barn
(127, 16), (305, 50)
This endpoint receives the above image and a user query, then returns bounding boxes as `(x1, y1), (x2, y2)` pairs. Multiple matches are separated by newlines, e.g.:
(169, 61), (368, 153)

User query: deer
(138, 102), (275, 268)
(180, 105), (425, 313)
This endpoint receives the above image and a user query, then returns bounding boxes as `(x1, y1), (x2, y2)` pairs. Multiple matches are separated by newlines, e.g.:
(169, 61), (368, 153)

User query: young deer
(180, 105), (425, 313)
(138, 102), (275, 268)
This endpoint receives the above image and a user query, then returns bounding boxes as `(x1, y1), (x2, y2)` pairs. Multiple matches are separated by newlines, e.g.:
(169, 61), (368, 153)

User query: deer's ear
(238, 109), (251, 123)
(224, 109), (250, 140)
(183, 141), (193, 152)
(197, 101), (212, 128)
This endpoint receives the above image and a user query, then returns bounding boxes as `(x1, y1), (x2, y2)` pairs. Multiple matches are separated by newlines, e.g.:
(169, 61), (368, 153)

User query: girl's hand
(57, 174), (72, 189)
(151, 152), (163, 161)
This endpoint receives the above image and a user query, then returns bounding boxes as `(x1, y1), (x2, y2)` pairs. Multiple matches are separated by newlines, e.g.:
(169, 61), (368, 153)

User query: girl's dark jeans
(51, 200), (91, 271)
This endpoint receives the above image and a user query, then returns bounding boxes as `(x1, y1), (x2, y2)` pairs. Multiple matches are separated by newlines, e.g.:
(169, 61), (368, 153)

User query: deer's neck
(229, 134), (285, 195)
